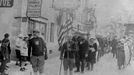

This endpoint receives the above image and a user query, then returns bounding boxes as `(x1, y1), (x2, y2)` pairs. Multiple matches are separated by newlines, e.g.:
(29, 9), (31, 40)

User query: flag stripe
(58, 25), (72, 46)
(58, 26), (72, 42)
(57, 12), (73, 45)
(58, 22), (72, 40)
(58, 20), (72, 35)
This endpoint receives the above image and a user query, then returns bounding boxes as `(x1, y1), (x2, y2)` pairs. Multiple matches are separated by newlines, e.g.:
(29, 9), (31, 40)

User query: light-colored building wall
(0, 0), (21, 46)
(0, 0), (94, 50)
(18, 0), (59, 50)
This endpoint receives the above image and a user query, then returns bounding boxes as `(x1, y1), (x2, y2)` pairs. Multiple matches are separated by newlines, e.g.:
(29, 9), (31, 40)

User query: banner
(27, 0), (42, 17)
(0, 0), (14, 7)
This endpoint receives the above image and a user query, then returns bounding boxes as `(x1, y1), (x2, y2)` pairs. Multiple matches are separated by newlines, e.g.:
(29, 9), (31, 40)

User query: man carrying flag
(60, 35), (76, 75)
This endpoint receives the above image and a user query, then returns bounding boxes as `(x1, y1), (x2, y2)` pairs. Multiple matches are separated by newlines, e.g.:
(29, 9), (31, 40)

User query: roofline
(124, 23), (134, 26)
(14, 16), (48, 20)
(29, 18), (47, 24)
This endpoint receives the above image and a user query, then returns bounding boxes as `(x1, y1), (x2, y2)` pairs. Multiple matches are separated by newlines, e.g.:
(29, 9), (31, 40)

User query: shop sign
(27, 0), (42, 18)
(0, 0), (14, 7)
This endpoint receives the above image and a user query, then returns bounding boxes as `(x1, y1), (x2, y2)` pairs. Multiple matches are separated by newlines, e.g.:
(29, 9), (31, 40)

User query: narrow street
(6, 53), (134, 75)
(0, 0), (134, 75)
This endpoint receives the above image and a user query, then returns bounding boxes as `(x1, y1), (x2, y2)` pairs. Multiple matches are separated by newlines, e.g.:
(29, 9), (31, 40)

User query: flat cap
(33, 29), (40, 33)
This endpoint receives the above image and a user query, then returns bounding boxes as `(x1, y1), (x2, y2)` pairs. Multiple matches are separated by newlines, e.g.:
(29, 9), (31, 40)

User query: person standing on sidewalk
(15, 34), (24, 66)
(60, 35), (76, 75)
(0, 33), (11, 75)
(27, 34), (32, 62)
(29, 30), (48, 75)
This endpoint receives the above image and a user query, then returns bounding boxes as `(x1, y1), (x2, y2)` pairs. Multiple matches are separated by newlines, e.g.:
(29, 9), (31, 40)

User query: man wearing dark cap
(29, 30), (47, 75)
(75, 37), (89, 73)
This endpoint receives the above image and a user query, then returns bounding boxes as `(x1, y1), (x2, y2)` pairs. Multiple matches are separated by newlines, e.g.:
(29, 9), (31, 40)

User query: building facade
(0, 0), (96, 51)
(14, 0), (59, 50)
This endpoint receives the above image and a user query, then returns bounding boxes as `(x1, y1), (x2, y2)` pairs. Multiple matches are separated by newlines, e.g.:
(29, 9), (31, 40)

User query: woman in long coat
(117, 39), (125, 70)
(86, 38), (97, 71)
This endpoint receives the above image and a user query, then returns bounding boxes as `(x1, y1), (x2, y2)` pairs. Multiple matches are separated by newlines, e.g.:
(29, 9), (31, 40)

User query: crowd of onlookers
(0, 29), (48, 75)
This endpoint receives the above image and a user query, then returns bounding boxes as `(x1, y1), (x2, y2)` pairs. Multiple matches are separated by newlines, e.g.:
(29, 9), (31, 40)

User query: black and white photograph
(0, 0), (134, 75)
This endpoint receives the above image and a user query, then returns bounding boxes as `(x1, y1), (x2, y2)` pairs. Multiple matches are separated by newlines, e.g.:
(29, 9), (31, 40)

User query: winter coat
(20, 41), (28, 56)
(60, 41), (76, 59)
(87, 43), (97, 63)
(1, 38), (11, 60)
(78, 40), (89, 59)
(117, 42), (125, 66)
(29, 37), (47, 56)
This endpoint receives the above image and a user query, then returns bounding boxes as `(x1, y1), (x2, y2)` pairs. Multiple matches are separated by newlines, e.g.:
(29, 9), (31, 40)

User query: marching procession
(58, 32), (134, 75)
(0, 30), (134, 75)
(1, 0), (134, 75)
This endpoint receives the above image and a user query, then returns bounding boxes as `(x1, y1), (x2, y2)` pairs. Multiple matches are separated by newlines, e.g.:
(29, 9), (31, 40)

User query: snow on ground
(6, 53), (134, 75)
(44, 53), (134, 75)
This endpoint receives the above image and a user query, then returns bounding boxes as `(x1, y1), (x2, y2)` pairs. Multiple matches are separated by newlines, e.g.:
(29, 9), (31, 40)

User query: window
(50, 23), (54, 42)
(43, 23), (47, 41)
(41, 23), (47, 41)
(28, 20), (35, 34)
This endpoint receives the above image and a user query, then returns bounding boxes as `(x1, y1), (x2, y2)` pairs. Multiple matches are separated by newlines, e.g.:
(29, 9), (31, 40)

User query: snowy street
(1, 0), (134, 75)
(6, 53), (134, 75)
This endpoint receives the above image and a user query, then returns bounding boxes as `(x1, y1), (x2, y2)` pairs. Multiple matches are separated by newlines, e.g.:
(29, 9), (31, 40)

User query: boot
(118, 66), (121, 70)
(64, 71), (67, 75)
(69, 71), (73, 75)
(74, 69), (80, 72)
(91, 64), (94, 71)
(34, 72), (38, 75)
(40, 73), (44, 75)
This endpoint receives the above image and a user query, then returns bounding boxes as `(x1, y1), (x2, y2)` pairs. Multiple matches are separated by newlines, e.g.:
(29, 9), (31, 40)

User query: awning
(29, 17), (48, 24)
(14, 16), (48, 24)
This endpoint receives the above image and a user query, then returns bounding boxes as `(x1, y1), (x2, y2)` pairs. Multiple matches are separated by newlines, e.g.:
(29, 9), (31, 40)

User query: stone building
(13, 0), (59, 50)
(0, 0), (96, 52)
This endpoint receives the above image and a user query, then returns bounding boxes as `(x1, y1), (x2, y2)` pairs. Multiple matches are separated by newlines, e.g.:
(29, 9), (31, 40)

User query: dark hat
(33, 29), (40, 33)
(4, 33), (9, 38)
(28, 34), (32, 37)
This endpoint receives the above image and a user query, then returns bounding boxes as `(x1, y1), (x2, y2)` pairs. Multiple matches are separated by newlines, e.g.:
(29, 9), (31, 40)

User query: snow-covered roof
(30, 17), (48, 24)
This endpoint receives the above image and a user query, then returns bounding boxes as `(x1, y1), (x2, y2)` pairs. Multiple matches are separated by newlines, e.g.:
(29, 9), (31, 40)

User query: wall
(41, 0), (59, 50)
(0, 0), (22, 45)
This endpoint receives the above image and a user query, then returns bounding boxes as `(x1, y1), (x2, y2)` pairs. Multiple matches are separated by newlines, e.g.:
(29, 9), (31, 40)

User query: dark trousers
(28, 48), (31, 61)
(112, 49), (117, 58)
(20, 56), (28, 67)
(15, 49), (21, 66)
(0, 59), (8, 73)
(75, 58), (85, 72)
(87, 62), (94, 70)
(97, 50), (102, 61)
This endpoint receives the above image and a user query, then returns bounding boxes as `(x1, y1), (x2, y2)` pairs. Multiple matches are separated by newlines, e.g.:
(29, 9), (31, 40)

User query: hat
(28, 34), (32, 37)
(33, 29), (40, 33)
(4, 33), (9, 38)
(18, 34), (24, 38)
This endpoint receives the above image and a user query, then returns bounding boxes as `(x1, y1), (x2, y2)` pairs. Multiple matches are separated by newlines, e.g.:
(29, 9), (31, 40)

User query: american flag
(57, 12), (73, 47)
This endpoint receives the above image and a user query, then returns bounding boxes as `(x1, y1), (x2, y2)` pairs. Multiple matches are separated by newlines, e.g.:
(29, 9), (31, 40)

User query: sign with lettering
(0, 0), (14, 7)
(27, 0), (42, 18)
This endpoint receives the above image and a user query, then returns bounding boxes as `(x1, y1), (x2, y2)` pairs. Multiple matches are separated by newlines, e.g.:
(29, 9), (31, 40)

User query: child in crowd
(15, 34), (23, 66)
(19, 37), (28, 71)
